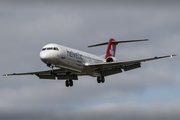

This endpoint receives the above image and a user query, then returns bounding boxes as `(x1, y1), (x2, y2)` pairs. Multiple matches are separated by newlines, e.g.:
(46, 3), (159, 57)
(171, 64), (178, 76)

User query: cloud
(65, 101), (180, 120)
(1, 100), (180, 120)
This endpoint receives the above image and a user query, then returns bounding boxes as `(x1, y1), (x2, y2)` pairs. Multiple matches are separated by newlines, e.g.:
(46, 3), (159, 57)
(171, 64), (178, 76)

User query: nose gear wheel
(65, 80), (73, 87)
(97, 76), (105, 84)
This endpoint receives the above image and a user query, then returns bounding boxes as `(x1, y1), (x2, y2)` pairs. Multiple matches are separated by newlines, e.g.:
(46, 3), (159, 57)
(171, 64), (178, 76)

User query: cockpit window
(47, 47), (53, 50)
(42, 48), (46, 51)
(42, 47), (59, 51)
(53, 47), (59, 51)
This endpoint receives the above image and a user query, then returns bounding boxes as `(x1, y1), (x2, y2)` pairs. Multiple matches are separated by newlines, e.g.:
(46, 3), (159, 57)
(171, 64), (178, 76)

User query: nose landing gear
(47, 64), (52, 67)
(97, 76), (105, 84)
(65, 80), (73, 87)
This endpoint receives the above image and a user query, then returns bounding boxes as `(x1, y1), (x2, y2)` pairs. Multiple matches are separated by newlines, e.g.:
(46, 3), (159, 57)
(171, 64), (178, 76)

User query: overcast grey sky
(1, 1), (180, 120)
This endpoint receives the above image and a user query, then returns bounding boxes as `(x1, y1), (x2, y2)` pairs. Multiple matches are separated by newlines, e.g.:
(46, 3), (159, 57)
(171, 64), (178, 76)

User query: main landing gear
(65, 79), (73, 87)
(97, 76), (105, 83)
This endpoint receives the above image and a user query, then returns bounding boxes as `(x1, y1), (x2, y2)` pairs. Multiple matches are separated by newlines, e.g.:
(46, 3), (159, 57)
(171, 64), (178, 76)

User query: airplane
(4, 38), (176, 87)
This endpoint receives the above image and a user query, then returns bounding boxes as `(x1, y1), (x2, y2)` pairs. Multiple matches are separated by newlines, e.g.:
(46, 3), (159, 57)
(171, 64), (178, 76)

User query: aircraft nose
(40, 52), (49, 63)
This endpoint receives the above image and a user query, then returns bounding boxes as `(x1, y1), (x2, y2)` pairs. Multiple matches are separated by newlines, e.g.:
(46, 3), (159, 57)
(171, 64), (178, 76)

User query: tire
(97, 76), (101, 83)
(65, 80), (69, 87)
(69, 80), (73, 87)
(101, 76), (105, 83)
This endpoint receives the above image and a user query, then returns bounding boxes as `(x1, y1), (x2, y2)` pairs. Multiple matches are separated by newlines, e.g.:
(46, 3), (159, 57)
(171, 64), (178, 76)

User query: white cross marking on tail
(110, 45), (114, 56)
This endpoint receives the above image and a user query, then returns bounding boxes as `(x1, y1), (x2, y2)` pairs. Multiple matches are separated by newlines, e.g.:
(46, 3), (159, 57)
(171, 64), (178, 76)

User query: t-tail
(88, 38), (149, 59)
(105, 38), (117, 59)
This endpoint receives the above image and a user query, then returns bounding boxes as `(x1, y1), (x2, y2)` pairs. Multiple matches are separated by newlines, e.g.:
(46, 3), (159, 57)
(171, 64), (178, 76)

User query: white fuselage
(40, 44), (105, 76)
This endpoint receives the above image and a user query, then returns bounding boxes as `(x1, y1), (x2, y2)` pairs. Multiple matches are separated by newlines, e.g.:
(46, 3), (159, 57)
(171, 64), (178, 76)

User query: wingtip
(3, 74), (8, 77)
(170, 54), (176, 58)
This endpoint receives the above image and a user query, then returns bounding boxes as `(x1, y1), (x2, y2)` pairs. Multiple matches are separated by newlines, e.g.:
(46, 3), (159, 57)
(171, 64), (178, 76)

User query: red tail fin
(105, 38), (117, 59)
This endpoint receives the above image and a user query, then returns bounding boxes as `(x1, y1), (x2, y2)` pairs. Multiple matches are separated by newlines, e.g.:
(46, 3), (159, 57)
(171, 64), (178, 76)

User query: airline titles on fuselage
(66, 50), (83, 60)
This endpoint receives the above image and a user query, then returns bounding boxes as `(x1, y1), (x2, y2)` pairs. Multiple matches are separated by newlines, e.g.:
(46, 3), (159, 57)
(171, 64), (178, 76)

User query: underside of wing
(86, 54), (176, 72)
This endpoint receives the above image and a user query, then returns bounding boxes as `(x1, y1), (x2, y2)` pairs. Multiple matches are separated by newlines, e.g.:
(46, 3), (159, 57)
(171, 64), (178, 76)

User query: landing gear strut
(65, 80), (73, 87)
(97, 76), (105, 84)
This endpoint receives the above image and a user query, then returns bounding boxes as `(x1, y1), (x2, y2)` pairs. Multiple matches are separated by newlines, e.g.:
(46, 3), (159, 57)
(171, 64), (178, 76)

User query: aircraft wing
(3, 68), (81, 80)
(4, 54), (176, 79)
(87, 54), (176, 71)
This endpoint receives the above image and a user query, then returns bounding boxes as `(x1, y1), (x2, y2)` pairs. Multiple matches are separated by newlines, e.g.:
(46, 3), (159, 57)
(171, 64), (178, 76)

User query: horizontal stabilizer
(88, 39), (148, 47)
(88, 42), (109, 47)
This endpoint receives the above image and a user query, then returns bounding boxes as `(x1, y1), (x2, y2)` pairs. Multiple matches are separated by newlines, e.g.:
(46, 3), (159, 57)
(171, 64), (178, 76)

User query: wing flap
(122, 62), (141, 71)
(57, 74), (78, 80)
(37, 74), (56, 79)
(101, 67), (122, 76)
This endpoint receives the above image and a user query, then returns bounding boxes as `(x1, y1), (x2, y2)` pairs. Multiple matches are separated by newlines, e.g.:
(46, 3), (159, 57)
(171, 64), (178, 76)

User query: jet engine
(106, 56), (118, 62)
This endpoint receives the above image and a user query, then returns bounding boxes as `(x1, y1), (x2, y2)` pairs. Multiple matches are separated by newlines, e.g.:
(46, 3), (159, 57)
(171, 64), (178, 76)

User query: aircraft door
(60, 47), (65, 59)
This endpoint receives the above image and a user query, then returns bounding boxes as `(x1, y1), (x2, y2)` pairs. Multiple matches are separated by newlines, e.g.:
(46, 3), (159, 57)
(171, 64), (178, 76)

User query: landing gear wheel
(65, 80), (69, 87)
(101, 76), (105, 83)
(97, 76), (101, 83)
(69, 80), (73, 87)
(65, 80), (73, 87)
(97, 76), (105, 84)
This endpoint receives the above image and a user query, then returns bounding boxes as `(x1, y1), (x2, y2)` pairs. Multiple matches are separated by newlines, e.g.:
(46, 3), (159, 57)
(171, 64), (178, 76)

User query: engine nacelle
(106, 56), (118, 62)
